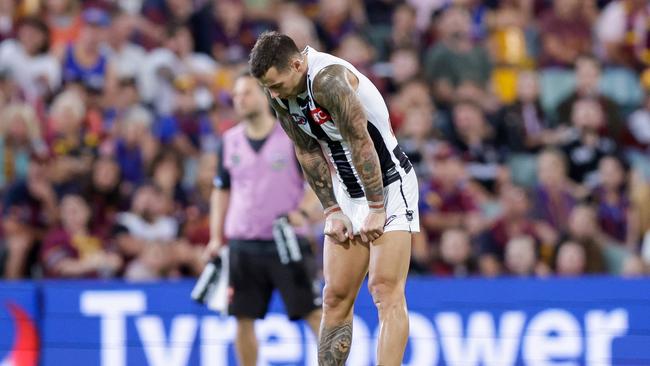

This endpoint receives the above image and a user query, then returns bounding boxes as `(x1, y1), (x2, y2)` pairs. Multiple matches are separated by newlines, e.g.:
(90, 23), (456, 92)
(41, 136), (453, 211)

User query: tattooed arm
(312, 65), (385, 242)
(267, 94), (337, 209)
(267, 94), (354, 242)
(312, 65), (384, 205)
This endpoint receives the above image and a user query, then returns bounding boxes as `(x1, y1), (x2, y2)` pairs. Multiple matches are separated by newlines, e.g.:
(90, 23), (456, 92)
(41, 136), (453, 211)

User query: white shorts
(333, 170), (420, 235)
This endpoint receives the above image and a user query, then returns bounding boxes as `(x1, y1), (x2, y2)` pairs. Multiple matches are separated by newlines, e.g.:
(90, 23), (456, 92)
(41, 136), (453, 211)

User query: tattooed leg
(318, 320), (352, 366)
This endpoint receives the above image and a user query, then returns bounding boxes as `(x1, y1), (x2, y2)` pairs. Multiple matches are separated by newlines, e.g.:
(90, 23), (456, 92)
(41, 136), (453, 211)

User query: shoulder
(312, 64), (357, 99)
(223, 124), (245, 140)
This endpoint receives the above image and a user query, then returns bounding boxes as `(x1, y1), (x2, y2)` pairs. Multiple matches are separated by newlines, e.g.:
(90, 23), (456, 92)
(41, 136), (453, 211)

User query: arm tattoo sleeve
(312, 65), (385, 203)
(318, 320), (352, 366)
(266, 93), (338, 209)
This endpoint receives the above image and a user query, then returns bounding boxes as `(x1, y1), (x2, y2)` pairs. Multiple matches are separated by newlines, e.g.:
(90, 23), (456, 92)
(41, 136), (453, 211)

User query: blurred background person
(40, 193), (122, 278)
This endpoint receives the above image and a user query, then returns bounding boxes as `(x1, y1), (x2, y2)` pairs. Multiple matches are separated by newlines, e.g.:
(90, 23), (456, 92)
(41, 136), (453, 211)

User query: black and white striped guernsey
(275, 46), (412, 199)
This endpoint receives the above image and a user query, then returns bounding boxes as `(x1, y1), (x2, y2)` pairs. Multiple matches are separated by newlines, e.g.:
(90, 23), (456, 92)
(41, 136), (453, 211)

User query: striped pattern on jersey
(278, 46), (413, 199)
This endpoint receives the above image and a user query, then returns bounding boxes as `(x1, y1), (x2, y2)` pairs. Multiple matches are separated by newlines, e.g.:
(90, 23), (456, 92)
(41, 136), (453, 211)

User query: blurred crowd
(2, 0), (650, 280)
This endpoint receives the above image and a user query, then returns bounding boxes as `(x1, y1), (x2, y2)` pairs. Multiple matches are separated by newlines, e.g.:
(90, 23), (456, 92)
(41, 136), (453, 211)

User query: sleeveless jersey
(275, 46), (412, 199)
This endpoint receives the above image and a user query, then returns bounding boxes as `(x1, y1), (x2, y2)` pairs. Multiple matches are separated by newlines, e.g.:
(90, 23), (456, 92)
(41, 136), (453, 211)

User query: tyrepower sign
(31, 277), (650, 365)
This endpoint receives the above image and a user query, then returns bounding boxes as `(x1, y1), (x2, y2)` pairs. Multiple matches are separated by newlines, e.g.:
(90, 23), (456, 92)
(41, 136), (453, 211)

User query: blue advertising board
(39, 277), (650, 366)
(1, 277), (650, 365)
(0, 282), (39, 366)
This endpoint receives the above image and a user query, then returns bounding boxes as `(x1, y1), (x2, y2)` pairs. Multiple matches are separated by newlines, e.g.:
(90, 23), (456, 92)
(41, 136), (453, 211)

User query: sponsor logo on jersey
(310, 108), (331, 125)
(291, 114), (307, 125)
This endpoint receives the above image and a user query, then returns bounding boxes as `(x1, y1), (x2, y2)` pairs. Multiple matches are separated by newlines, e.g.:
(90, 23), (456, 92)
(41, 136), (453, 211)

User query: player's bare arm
(312, 64), (386, 243)
(267, 93), (353, 242)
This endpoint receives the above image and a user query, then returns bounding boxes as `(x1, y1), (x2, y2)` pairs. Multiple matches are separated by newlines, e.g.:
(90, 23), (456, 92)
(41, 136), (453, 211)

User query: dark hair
(19, 17), (50, 54)
(249, 31), (300, 79)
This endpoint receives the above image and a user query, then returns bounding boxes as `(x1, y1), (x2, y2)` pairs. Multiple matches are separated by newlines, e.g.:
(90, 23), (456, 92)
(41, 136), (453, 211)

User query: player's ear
(291, 57), (302, 72)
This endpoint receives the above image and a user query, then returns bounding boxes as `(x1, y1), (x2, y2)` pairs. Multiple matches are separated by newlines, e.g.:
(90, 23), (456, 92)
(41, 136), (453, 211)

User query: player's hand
(323, 205), (354, 243)
(360, 203), (386, 243)
(360, 210), (386, 243)
(203, 239), (222, 262)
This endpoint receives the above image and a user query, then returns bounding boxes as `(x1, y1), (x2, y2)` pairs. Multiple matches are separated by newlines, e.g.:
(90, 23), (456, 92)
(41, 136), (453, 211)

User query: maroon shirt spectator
(420, 143), (480, 241)
(478, 185), (558, 276)
(538, 0), (593, 67)
(41, 194), (122, 278)
(533, 149), (578, 233)
(592, 155), (638, 247)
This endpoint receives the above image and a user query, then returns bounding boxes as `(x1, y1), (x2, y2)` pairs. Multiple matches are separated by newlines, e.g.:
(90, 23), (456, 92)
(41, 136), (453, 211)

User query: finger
(360, 230), (368, 243)
(336, 231), (347, 243)
(343, 218), (354, 240)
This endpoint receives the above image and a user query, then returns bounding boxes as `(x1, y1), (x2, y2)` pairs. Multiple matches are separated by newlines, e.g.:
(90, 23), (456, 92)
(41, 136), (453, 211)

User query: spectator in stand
(138, 23), (217, 116)
(430, 228), (477, 277)
(61, 7), (117, 97)
(0, 103), (48, 190)
(538, 0), (593, 68)
(496, 71), (555, 154)
(561, 98), (618, 186)
(278, 9), (321, 51)
(45, 0), (82, 55)
(396, 107), (436, 179)
(113, 183), (179, 280)
(388, 79), (434, 133)
(202, 0), (262, 65)
(2, 155), (58, 278)
(111, 105), (158, 192)
(450, 100), (505, 192)
(385, 47), (422, 94)
(149, 150), (188, 217)
(0, 17), (61, 103)
(556, 204), (608, 274)
(592, 155), (640, 249)
(104, 10), (146, 82)
(83, 156), (127, 238)
(595, 0), (650, 69)
(419, 142), (482, 240)
(139, 0), (195, 49)
(47, 89), (96, 194)
(315, 0), (361, 52)
(478, 185), (557, 277)
(334, 33), (380, 88)
(504, 235), (549, 277)
(555, 240), (588, 276)
(532, 148), (578, 233)
(424, 6), (492, 110)
(557, 55), (622, 137)
(379, 3), (421, 60)
(40, 193), (122, 278)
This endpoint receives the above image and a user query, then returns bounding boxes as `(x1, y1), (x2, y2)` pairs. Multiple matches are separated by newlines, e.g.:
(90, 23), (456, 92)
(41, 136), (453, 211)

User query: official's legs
(229, 243), (274, 366)
(319, 236), (370, 365)
(235, 317), (258, 366)
(368, 231), (412, 366)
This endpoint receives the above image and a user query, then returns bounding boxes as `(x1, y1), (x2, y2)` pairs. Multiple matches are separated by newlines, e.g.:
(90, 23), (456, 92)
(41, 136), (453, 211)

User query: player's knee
(368, 276), (403, 307)
(322, 284), (353, 315)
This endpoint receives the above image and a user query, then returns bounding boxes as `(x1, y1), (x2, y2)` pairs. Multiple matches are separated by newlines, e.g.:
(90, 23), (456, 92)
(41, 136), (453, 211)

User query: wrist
(324, 204), (341, 217)
(368, 200), (385, 213)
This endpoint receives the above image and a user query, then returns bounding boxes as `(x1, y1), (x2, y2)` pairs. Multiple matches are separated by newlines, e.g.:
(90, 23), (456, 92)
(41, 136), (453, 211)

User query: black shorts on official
(228, 238), (322, 320)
